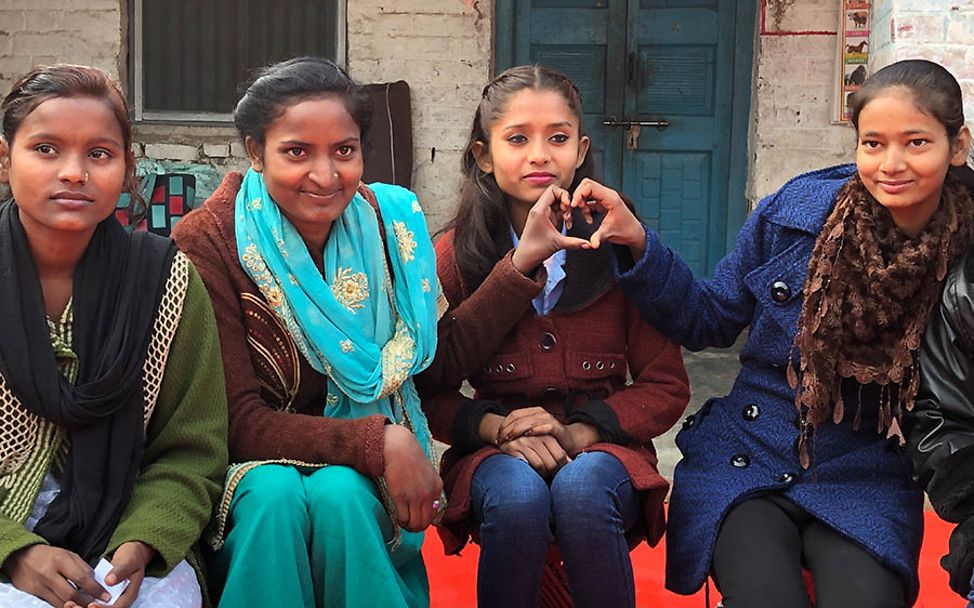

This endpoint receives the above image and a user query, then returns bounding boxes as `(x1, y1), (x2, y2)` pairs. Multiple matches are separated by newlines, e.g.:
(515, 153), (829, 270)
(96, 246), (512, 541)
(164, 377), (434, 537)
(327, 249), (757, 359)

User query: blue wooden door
(495, 0), (754, 276)
(495, 0), (628, 188)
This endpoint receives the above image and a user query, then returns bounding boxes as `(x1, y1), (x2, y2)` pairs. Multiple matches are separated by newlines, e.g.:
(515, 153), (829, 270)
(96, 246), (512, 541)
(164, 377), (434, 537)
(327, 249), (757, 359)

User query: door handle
(602, 118), (670, 130)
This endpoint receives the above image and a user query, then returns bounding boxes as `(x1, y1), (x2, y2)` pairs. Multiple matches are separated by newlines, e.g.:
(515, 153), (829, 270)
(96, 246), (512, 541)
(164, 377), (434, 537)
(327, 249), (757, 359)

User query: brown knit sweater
(171, 172), (386, 477)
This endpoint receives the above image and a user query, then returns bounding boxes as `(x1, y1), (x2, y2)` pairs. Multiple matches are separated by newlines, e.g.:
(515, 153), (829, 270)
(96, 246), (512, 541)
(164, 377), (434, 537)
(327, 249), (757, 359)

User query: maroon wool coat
(417, 228), (690, 554)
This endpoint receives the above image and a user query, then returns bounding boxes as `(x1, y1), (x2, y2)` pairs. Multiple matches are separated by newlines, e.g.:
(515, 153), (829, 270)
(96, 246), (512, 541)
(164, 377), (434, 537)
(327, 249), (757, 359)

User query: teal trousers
(211, 464), (428, 608)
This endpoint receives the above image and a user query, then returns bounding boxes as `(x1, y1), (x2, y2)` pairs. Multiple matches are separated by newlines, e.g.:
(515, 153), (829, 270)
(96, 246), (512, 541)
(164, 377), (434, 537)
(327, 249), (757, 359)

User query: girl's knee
(304, 465), (382, 515)
(231, 465), (309, 528)
(474, 455), (551, 523)
(550, 452), (627, 510)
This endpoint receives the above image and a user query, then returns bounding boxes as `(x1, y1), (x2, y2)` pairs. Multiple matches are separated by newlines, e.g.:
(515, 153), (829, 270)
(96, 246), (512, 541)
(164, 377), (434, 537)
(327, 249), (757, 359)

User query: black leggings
(711, 495), (906, 608)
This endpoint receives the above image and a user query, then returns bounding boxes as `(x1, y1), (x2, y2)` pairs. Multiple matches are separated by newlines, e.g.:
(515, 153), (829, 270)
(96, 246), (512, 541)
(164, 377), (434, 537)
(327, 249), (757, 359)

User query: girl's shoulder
(755, 163), (857, 234)
(361, 182), (422, 217)
(432, 228), (460, 279)
(433, 227), (456, 256)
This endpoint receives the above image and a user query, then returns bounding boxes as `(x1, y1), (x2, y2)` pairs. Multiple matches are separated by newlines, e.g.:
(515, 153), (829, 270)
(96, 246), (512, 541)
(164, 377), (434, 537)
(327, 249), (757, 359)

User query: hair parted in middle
(444, 64), (595, 292)
(233, 56), (373, 155)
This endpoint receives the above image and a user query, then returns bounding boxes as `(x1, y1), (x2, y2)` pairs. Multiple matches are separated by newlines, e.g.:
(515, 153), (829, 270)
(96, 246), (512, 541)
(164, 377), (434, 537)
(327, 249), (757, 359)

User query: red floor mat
(424, 509), (961, 607)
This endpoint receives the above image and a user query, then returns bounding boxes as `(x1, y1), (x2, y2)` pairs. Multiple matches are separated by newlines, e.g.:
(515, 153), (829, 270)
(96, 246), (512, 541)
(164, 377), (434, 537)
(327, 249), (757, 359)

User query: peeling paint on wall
(766, 0), (797, 30)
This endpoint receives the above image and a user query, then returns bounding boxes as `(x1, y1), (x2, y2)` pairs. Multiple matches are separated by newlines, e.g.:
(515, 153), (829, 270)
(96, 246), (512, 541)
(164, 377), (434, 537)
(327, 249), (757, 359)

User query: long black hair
(444, 65), (596, 291)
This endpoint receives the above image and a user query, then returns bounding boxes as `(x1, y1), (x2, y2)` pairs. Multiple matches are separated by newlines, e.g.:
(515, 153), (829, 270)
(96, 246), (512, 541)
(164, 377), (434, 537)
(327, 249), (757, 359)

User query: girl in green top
(0, 65), (227, 608)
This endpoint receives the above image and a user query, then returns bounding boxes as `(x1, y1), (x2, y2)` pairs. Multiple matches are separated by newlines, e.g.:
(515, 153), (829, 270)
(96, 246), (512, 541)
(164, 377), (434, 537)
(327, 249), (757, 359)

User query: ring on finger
(432, 493), (448, 525)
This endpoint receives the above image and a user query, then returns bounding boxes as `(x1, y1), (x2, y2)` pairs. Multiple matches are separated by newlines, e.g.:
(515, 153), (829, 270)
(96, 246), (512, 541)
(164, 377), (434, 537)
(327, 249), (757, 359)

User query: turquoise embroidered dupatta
(234, 169), (443, 455)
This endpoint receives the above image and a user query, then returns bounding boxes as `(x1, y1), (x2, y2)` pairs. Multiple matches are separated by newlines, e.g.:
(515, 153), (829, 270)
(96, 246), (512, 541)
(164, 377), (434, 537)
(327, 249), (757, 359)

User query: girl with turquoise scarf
(171, 57), (445, 608)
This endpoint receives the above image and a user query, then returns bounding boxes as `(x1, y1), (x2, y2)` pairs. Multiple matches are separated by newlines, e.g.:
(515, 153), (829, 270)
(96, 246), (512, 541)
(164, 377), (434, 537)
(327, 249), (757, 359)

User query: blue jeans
(469, 451), (641, 608)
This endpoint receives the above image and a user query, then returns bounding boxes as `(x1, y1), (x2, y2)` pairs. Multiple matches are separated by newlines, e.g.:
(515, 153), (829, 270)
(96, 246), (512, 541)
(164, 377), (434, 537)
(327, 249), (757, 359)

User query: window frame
(130, 0), (347, 123)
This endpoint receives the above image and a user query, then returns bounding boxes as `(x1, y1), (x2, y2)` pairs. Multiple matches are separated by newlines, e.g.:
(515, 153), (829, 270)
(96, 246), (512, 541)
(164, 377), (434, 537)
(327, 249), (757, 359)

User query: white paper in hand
(93, 557), (130, 606)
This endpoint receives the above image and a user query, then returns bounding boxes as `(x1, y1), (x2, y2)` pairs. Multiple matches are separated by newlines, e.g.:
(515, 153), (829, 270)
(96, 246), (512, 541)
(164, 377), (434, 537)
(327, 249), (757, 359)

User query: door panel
(495, 0), (752, 276)
(635, 152), (710, 271)
(624, 0), (735, 277)
(507, 0), (627, 186)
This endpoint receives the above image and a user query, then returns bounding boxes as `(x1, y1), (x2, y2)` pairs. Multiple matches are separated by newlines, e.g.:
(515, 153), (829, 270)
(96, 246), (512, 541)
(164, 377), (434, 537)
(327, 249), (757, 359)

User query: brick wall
(347, 1), (491, 230)
(9, 2), (971, 219)
(0, 0), (122, 96)
(749, 0), (856, 202)
(1, 2), (491, 226)
(871, 0), (974, 123)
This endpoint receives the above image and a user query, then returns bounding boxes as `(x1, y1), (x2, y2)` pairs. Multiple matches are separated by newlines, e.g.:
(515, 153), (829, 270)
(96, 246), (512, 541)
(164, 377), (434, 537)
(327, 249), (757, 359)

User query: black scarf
(0, 200), (176, 563)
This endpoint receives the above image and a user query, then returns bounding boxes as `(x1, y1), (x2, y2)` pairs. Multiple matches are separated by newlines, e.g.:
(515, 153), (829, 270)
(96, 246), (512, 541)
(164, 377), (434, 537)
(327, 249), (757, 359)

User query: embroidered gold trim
(242, 243), (315, 365)
(206, 458), (328, 550)
(331, 267), (369, 312)
(377, 320), (415, 400)
(392, 221), (416, 263)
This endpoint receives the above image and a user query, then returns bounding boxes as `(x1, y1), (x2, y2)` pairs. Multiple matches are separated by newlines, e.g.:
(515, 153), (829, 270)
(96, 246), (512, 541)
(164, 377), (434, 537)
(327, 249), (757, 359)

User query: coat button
(542, 387), (561, 398)
(730, 454), (750, 468)
(538, 332), (557, 351)
(778, 472), (797, 485)
(682, 415), (696, 430)
(742, 404), (760, 421)
(771, 281), (791, 303)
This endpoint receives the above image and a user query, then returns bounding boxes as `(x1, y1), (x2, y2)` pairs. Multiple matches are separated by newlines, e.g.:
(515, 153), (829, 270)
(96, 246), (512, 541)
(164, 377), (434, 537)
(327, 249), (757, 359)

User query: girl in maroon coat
(416, 65), (690, 608)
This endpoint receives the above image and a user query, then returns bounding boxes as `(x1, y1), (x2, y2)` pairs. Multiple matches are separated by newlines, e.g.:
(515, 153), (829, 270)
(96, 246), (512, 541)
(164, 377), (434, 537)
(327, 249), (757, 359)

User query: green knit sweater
(0, 257), (228, 579)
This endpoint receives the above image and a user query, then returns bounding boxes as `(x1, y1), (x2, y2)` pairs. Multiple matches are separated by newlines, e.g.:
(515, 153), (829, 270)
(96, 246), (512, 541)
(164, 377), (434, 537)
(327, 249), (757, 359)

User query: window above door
(129, 0), (345, 123)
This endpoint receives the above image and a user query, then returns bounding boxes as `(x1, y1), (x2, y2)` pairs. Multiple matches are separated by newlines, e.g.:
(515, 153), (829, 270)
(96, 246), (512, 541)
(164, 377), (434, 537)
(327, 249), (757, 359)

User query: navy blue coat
(619, 164), (923, 601)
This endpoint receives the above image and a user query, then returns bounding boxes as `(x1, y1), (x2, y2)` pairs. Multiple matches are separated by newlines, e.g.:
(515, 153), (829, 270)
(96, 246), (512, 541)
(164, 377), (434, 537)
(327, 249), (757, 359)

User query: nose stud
(81, 172), (89, 184)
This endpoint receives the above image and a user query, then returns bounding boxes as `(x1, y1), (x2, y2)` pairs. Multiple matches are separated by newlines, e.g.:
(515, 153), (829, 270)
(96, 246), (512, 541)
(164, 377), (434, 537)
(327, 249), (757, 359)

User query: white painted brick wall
(871, 0), (974, 125)
(11, 2), (970, 222)
(347, 1), (491, 232)
(0, 5), (121, 97)
(144, 143), (198, 162)
(749, 1), (856, 202)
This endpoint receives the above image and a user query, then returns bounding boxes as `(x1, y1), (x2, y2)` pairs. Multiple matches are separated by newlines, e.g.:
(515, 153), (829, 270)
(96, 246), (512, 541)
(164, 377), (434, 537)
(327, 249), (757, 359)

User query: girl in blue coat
(561, 60), (974, 606)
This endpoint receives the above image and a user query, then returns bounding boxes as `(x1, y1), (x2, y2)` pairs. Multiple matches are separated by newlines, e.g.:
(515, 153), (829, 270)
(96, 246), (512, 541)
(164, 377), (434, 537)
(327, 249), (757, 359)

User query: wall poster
(835, 0), (871, 123)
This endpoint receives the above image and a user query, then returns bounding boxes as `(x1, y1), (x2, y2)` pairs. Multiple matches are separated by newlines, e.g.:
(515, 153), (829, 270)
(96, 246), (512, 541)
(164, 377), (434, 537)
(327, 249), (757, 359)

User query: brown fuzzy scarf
(788, 172), (974, 468)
